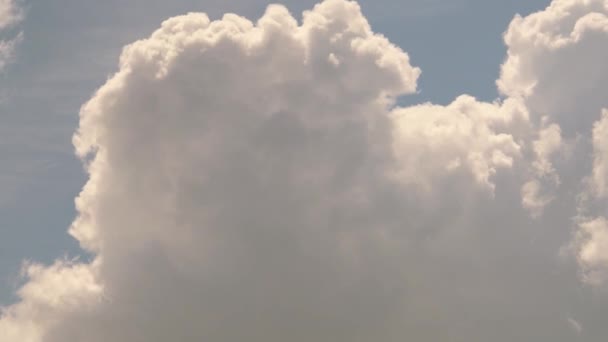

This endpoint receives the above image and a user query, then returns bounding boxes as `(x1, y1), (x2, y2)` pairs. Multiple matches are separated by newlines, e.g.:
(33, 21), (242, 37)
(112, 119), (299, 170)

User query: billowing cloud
(501, 0), (608, 205)
(2, 0), (608, 341)
(499, 0), (608, 134)
(572, 110), (608, 285)
(499, 0), (608, 283)
(391, 95), (524, 192)
(3, 1), (426, 340)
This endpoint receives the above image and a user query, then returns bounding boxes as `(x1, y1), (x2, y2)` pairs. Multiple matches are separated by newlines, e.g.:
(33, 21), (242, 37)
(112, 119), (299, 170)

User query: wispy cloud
(567, 317), (583, 335)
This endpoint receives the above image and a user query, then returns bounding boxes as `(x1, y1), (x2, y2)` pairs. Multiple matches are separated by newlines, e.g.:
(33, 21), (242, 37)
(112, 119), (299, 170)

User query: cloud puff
(575, 217), (608, 285)
(391, 95), (524, 192)
(3, 0), (608, 341)
(499, 0), (608, 148)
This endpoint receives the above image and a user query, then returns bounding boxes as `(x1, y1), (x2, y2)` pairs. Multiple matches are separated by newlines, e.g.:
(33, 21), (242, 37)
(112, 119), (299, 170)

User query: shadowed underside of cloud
(1, 0), (608, 341)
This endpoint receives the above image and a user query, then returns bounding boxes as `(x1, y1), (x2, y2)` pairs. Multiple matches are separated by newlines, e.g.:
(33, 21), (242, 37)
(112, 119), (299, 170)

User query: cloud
(2, 0), (608, 341)
(575, 217), (608, 285)
(573, 110), (608, 285)
(391, 95), (524, 192)
(0, 0), (22, 29)
(0, 0), (23, 71)
(521, 120), (563, 217)
(567, 317), (583, 334)
(590, 110), (608, 199)
(499, 0), (608, 283)
(4, 1), (427, 340)
(499, 0), (608, 137)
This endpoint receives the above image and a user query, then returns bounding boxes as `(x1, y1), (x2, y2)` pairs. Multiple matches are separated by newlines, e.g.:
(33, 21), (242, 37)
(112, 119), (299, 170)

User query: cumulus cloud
(499, 0), (608, 283)
(391, 95), (524, 192)
(5, 1), (428, 340)
(499, 0), (608, 130)
(3, 0), (608, 341)
(0, 0), (23, 71)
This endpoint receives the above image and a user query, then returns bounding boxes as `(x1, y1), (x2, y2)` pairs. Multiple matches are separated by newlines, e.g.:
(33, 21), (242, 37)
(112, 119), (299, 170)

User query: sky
(1, 0), (608, 341)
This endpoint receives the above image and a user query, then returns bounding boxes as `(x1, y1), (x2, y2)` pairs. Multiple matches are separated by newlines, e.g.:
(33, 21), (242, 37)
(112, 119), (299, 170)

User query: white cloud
(391, 95), (524, 192)
(575, 217), (608, 285)
(521, 179), (552, 218)
(531, 121), (562, 181)
(495, 0), (608, 218)
(591, 110), (608, 199)
(0, 0), (22, 29)
(499, 0), (608, 137)
(521, 120), (563, 217)
(0, 259), (102, 342)
(3, 0), (608, 340)
(571, 110), (608, 285)
(499, 0), (608, 282)
(3, 1), (433, 340)
(0, 0), (23, 71)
